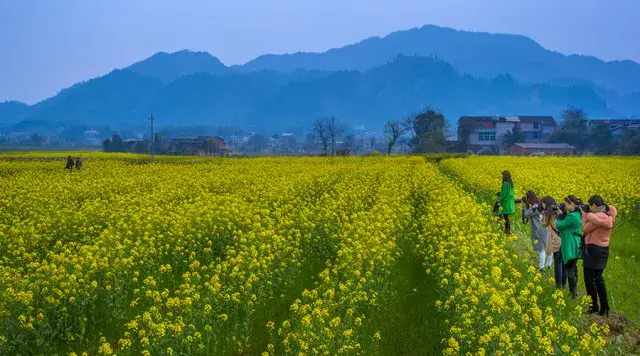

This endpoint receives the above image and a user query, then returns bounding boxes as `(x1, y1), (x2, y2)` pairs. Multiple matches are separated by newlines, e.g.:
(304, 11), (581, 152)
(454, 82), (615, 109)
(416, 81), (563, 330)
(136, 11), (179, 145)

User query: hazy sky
(1, 0), (638, 104)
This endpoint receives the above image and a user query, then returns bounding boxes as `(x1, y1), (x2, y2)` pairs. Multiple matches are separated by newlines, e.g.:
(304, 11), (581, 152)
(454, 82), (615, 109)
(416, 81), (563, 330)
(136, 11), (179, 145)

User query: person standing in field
(75, 157), (83, 170)
(65, 155), (75, 171)
(541, 196), (565, 289)
(552, 195), (583, 298)
(582, 195), (617, 316)
(497, 170), (515, 235)
(523, 191), (552, 272)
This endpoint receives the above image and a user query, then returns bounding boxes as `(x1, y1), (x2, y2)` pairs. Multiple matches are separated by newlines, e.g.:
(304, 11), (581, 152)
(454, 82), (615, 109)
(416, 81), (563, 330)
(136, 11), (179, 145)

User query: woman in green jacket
(498, 170), (515, 235)
(552, 195), (583, 298)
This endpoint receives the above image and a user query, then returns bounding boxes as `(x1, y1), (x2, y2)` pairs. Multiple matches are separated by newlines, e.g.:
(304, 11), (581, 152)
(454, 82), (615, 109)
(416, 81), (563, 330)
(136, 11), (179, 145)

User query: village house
(588, 117), (640, 135)
(123, 138), (149, 153)
(510, 143), (576, 155)
(82, 130), (101, 147)
(458, 115), (558, 153)
(168, 135), (228, 156)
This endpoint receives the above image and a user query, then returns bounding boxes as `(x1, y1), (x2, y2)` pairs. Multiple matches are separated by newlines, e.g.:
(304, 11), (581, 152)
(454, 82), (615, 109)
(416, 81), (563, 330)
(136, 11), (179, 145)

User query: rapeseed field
(1, 154), (635, 355)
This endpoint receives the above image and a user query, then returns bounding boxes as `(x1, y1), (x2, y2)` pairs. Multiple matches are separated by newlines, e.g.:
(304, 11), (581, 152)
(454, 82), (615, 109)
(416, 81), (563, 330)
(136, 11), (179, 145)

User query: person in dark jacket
(582, 195), (617, 316)
(75, 157), (83, 170)
(552, 195), (583, 298)
(523, 191), (552, 272)
(497, 170), (515, 235)
(65, 155), (74, 171)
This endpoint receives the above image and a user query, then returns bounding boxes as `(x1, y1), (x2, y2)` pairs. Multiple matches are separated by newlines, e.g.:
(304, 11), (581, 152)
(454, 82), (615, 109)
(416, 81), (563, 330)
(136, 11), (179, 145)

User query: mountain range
(1, 24), (639, 133)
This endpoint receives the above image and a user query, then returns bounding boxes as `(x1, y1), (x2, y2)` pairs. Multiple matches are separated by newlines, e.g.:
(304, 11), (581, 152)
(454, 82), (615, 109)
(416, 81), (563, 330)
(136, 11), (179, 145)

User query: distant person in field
(75, 157), (83, 170)
(552, 195), (583, 299)
(523, 191), (552, 272)
(65, 155), (75, 171)
(541, 196), (565, 289)
(496, 170), (515, 235)
(582, 195), (617, 316)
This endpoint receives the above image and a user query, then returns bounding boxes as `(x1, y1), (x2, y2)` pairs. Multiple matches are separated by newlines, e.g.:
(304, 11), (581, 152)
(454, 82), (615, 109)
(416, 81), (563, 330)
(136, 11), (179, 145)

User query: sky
(1, 0), (639, 104)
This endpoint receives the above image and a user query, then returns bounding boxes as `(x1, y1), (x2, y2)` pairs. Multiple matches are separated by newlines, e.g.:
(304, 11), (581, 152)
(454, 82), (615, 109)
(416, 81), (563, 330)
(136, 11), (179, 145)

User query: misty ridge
(1, 24), (639, 133)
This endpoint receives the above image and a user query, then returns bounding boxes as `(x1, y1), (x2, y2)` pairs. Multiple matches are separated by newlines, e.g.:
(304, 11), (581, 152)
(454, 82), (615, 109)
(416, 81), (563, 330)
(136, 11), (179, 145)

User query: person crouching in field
(523, 191), (552, 272)
(65, 155), (75, 171)
(541, 196), (565, 289)
(582, 195), (617, 316)
(552, 195), (583, 298)
(75, 157), (83, 170)
(497, 170), (515, 235)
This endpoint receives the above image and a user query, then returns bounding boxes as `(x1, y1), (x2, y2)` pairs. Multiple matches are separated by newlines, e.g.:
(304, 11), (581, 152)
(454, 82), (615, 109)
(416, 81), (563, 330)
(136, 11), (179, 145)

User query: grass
(602, 220), (640, 323)
(362, 233), (445, 355)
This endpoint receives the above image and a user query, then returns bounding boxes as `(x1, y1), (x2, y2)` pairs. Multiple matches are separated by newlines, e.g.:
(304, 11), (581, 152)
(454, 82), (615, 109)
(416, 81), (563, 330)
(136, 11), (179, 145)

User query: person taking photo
(582, 195), (617, 316)
(541, 196), (564, 289)
(523, 191), (552, 272)
(552, 195), (583, 298)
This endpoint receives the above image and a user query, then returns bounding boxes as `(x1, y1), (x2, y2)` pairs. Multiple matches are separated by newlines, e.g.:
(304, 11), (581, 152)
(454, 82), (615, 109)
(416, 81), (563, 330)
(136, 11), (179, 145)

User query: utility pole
(148, 114), (155, 158)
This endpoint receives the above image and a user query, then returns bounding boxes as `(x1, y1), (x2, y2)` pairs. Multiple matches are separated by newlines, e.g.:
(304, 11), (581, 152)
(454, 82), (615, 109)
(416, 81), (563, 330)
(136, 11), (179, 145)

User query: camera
(549, 203), (564, 213)
(514, 196), (527, 205)
(549, 202), (590, 214)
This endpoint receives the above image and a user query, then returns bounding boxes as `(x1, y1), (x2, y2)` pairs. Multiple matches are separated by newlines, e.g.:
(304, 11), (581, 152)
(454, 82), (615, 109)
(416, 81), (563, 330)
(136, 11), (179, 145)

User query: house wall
(542, 125), (556, 135)
(468, 130), (496, 145)
(519, 123), (537, 131)
(495, 122), (516, 144)
(465, 118), (557, 152)
(510, 145), (525, 155)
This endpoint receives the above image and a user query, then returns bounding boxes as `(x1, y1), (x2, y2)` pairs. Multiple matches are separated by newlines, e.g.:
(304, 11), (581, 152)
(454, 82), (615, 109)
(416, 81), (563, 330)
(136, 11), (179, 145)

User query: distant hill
(126, 50), (229, 83)
(0, 101), (30, 126)
(246, 55), (612, 128)
(3, 56), (617, 132)
(25, 69), (165, 126)
(2, 24), (639, 133)
(241, 25), (640, 95)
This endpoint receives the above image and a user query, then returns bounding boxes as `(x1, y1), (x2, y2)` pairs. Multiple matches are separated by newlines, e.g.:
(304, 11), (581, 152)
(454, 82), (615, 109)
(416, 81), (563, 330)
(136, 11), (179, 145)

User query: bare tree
(398, 136), (410, 154)
(401, 115), (417, 151)
(383, 119), (405, 155)
(343, 134), (355, 154)
(326, 116), (344, 156)
(369, 136), (377, 153)
(312, 120), (330, 155)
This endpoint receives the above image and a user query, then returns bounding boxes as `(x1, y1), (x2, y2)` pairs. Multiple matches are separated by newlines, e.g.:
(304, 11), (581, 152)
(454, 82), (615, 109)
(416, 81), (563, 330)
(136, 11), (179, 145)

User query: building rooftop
(171, 135), (224, 141)
(460, 115), (556, 125)
(590, 117), (640, 122)
(513, 143), (575, 149)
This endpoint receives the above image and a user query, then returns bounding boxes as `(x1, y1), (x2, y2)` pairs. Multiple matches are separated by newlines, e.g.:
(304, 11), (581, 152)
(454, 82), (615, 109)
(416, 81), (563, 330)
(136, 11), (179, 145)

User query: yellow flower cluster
(440, 156), (640, 215)
(409, 162), (609, 354)
(0, 157), (350, 354)
(0, 155), (612, 354)
(278, 158), (417, 354)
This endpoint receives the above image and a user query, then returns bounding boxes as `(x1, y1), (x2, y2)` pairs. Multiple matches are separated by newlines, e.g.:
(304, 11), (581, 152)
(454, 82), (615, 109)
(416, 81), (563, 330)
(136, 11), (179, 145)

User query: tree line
(102, 133), (164, 154)
(311, 109), (449, 156)
(98, 106), (639, 156)
(545, 107), (639, 155)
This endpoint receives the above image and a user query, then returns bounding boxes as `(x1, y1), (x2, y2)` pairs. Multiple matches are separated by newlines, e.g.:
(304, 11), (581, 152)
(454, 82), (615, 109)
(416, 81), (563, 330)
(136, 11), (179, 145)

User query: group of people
(65, 155), (83, 171)
(496, 170), (617, 317)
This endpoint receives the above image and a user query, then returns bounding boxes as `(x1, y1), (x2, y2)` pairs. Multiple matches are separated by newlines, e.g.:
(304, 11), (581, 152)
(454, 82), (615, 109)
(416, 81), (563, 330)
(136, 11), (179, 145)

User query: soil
(589, 310), (640, 354)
